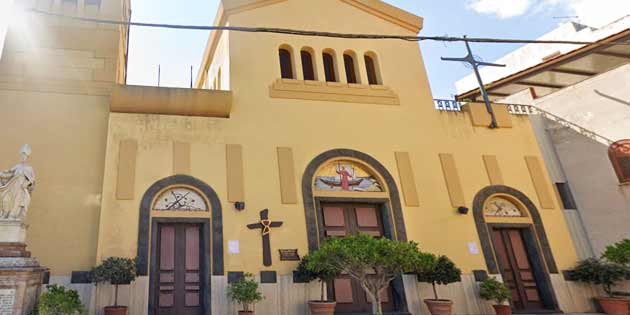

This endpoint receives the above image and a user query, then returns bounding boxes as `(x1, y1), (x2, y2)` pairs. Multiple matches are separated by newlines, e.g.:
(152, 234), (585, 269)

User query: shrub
(603, 239), (630, 266)
(479, 277), (511, 305)
(416, 255), (462, 301)
(296, 254), (341, 302)
(90, 257), (137, 307)
(571, 258), (629, 297)
(34, 284), (86, 315)
(308, 234), (434, 315)
(227, 273), (264, 312)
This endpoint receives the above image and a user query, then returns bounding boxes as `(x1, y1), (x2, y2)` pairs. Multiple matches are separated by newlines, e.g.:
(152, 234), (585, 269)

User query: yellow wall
(94, 0), (578, 277)
(0, 0), (129, 275)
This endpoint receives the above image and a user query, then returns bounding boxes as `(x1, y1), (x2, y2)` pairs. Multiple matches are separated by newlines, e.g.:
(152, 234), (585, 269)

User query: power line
(26, 8), (630, 46)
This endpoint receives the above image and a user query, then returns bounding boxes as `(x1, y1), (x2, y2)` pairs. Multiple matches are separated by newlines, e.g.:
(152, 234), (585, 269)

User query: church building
(0, 0), (600, 314)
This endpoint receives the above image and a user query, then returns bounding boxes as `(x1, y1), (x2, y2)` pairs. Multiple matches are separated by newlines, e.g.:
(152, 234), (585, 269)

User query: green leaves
(34, 285), (86, 315)
(227, 273), (264, 312)
(90, 257), (137, 285)
(416, 255), (462, 285)
(603, 239), (630, 266)
(571, 258), (629, 297)
(479, 277), (512, 304)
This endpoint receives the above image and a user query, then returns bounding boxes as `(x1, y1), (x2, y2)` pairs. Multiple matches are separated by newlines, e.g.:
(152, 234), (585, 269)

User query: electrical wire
(26, 8), (630, 46)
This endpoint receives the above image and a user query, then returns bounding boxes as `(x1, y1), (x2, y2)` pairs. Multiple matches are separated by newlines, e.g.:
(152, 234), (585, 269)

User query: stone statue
(0, 145), (35, 221)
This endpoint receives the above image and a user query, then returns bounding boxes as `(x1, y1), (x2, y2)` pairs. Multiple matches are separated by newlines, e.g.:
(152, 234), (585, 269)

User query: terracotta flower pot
(308, 300), (336, 315)
(238, 311), (254, 315)
(597, 297), (630, 315)
(424, 299), (454, 315)
(104, 306), (128, 315)
(493, 304), (512, 315)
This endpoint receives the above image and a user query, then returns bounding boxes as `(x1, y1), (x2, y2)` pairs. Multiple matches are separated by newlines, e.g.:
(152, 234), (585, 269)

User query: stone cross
(247, 209), (283, 267)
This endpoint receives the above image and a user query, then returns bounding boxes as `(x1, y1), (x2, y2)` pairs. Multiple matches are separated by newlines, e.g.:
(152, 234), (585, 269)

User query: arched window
(609, 140), (630, 184)
(301, 49), (316, 81)
(364, 54), (381, 85)
(279, 48), (294, 79)
(322, 51), (337, 82)
(343, 53), (358, 84)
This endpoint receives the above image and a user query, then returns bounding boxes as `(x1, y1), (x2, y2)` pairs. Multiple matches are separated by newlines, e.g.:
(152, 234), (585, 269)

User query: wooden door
(492, 228), (544, 310)
(321, 204), (394, 313)
(155, 224), (203, 315)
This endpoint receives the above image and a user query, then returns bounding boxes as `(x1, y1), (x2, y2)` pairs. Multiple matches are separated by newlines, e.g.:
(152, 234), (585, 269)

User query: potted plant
(416, 255), (462, 315)
(227, 273), (264, 314)
(479, 277), (512, 315)
(308, 233), (434, 315)
(295, 255), (341, 314)
(603, 239), (630, 267)
(33, 284), (87, 315)
(571, 257), (630, 315)
(90, 257), (137, 315)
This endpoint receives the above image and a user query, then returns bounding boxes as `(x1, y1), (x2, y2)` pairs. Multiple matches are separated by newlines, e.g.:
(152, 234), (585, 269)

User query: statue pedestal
(0, 222), (47, 315)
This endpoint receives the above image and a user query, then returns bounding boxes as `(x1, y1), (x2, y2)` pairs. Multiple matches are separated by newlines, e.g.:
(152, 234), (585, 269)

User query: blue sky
(125, 0), (597, 98)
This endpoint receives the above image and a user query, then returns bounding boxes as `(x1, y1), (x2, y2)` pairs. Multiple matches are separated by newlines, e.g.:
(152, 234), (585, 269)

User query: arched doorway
(302, 149), (408, 314)
(137, 175), (223, 315)
(473, 185), (559, 312)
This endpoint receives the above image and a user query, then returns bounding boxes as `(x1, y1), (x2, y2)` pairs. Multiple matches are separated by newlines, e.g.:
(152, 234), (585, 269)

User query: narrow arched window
(322, 52), (337, 82)
(279, 48), (294, 79)
(301, 50), (315, 81)
(609, 140), (630, 184)
(343, 54), (358, 84)
(364, 54), (380, 85)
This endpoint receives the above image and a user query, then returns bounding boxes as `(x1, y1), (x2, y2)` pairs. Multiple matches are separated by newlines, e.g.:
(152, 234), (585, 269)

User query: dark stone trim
(148, 218), (211, 315)
(227, 272), (244, 283)
(137, 175), (224, 276)
(260, 271), (277, 284)
(302, 149), (407, 252)
(292, 270), (310, 283)
(562, 270), (576, 281)
(302, 149), (409, 314)
(473, 270), (488, 282)
(42, 271), (50, 285)
(472, 185), (558, 274)
(70, 271), (91, 284)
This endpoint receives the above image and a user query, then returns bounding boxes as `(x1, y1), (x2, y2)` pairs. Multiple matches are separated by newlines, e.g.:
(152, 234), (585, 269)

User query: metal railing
(433, 99), (614, 145)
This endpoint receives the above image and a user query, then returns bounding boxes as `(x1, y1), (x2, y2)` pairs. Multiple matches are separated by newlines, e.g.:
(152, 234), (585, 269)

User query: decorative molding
(269, 79), (400, 105)
(226, 144), (245, 203)
(277, 147), (298, 204)
(339, 0), (423, 33)
(482, 155), (504, 185)
(394, 152), (420, 206)
(173, 141), (191, 175)
(462, 103), (512, 128)
(116, 139), (137, 200)
(524, 156), (555, 209)
(439, 153), (465, 208)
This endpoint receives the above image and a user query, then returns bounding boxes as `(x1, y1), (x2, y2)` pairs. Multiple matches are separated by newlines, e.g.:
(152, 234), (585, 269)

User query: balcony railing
(433, 99), (613, 145)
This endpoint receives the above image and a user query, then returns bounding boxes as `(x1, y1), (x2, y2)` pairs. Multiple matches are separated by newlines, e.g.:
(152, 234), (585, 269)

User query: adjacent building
(0, 1), (608, 314)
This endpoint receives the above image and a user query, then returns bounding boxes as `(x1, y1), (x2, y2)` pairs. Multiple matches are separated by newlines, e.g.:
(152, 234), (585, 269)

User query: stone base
(0, 222), (26, 244)
(0, 265), (47, 315)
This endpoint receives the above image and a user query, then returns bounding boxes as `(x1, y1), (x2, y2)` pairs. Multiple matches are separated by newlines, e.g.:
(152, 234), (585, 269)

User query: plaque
(278, 249), (300, 261)
(0, 289), (15, 315)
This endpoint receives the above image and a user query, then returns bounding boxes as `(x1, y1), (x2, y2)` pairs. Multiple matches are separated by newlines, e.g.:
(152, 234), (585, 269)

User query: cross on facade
(247, 209), (283, 266)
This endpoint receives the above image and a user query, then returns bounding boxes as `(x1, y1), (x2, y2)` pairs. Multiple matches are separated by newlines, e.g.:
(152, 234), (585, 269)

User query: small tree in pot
(90, 257), (137, 315)
(294, 254), (341, 315)
(571, 256), (630, 315)
(227, 273), (264, 314)
(33, 284), (87, 315)
(479, 277), (512, 315)
(308, 234), (434, 315)
(416, 255), (462, 315)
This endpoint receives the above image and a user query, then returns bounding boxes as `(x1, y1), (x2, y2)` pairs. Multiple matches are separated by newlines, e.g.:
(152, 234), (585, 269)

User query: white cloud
(467, 0), (533, 19)
(468, 0), (630, 27)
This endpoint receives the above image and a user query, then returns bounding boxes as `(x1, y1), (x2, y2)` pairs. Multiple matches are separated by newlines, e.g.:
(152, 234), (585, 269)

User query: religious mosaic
(154, 187), (208, 211)
(314, 160), (383, 192)
(484, 196), (523, 217)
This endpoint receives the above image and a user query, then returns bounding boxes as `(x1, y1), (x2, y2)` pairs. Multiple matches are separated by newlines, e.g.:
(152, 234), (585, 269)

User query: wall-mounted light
(234, 202), (245, 211)
(457, 206), (469, 215)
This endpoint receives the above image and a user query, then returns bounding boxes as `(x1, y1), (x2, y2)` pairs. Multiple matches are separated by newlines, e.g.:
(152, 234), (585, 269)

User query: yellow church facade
(0, 0), (601, 314)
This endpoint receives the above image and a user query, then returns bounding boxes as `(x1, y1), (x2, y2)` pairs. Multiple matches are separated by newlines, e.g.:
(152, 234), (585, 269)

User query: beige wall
(0, 0), (128, 275)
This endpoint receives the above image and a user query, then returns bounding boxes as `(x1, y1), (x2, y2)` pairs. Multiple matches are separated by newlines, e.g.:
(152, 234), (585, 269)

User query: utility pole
(442, 36), (505, 129)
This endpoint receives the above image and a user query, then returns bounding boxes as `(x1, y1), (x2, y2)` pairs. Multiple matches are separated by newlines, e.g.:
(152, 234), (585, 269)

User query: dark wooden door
(155, 223), (203, 315)
(321, 203), (394, 313)
(492, 228), (544, 310)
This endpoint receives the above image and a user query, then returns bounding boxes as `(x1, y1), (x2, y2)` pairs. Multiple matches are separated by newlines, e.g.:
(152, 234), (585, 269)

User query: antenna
(441, 35), (506, 129)
(190, 65), (193, 88)
(157, 64), (161, 87)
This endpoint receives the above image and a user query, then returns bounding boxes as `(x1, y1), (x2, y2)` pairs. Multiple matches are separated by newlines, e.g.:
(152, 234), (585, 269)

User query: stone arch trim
(473, 185), (558, 274)
(137, 175), (224, 276)
(302, 148), (407, 252)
